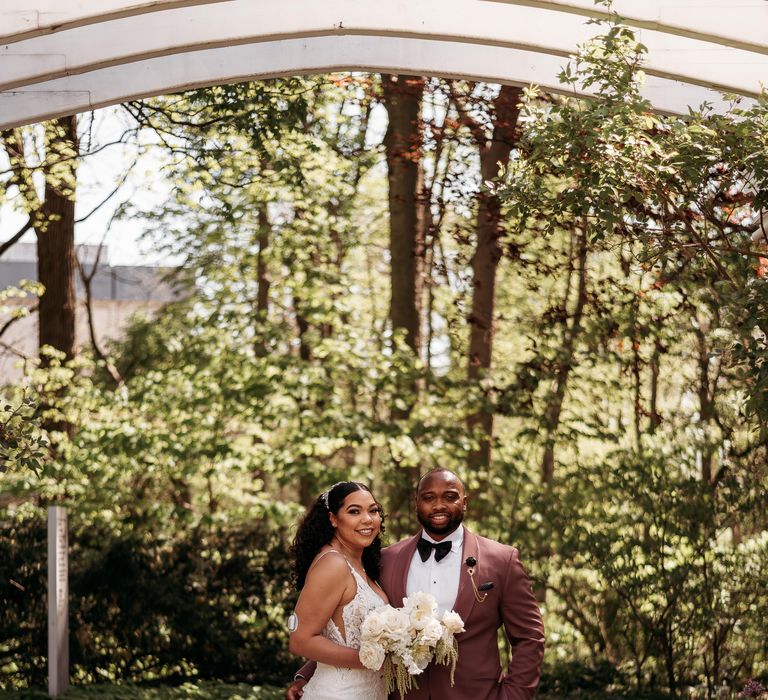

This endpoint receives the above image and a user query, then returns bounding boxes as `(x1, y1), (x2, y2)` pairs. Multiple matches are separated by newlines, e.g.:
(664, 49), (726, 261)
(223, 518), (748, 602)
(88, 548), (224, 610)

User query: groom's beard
(418, 510), (464, 538)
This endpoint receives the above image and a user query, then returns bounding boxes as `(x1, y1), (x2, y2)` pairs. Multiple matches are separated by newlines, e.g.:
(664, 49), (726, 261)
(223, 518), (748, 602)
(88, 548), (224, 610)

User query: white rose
(382, 606), (409, 638)
(442, 610), (465, 635)
(359, 642), (386, 671)
(361, 609), (386, 640)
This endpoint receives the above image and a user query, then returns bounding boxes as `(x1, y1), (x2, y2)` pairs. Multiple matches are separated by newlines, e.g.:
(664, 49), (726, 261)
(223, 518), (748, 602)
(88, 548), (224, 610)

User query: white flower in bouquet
(401, 650), (424, 675)
(435, 609), (465, 684)
(407, 591), (437, 619)
(359, 593), (464, 699)
(411, 645), (433, 671)
(417, 618), (443, 647)
(359, 641), (386, 671)
(360, 611), (386, 638)
(382, 605), (409, 636)
(441, 610), (465, 635)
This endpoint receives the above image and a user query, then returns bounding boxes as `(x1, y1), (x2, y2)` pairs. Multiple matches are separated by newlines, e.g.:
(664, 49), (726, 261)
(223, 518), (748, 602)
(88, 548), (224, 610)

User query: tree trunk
(381, 74), (426, 356)
(631, 322), (642, 452)
(381, 74), (426, 536)
(254, 203), (271, 357)
(293, 292), (313, 507)
(35, 116), (78, 364)
(541, 224), (589, 485)
(649, 334), (663, 433)
(695, 325), (716, 485)
(466, 85), (522, 479)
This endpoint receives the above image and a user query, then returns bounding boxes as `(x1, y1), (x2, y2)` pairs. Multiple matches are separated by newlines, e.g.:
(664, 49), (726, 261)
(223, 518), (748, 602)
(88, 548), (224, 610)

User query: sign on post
(47, 506), (69, 698)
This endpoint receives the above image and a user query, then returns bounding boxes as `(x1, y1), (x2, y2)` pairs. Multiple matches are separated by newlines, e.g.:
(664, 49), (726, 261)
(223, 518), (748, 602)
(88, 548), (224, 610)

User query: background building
(0, 243), (182, 383)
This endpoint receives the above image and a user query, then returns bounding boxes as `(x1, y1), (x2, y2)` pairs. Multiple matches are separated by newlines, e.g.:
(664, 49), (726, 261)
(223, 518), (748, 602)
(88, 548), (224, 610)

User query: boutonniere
(464, 557), (493, 602)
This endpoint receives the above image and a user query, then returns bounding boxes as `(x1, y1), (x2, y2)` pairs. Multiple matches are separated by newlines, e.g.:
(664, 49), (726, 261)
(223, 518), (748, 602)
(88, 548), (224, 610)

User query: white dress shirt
(405, 526), (464, 615)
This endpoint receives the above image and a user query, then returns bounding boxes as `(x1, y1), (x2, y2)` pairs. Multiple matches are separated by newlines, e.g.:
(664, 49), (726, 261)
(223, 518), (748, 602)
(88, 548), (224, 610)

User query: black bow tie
(417, 538), (452, 562)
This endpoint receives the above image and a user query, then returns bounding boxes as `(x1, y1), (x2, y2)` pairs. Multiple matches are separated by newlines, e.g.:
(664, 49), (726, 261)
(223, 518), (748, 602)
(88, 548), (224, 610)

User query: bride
(288, 481), (389, 699)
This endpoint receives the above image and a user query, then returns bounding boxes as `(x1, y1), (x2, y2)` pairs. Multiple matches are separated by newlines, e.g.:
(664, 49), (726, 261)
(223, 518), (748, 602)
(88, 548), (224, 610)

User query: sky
(1, 89), (390, 270)
(1, 106), (174, 268)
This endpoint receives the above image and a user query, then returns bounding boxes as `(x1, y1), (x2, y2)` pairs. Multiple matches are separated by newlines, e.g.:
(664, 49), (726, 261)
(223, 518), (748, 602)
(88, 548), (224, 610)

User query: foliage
(0, 391), (48, 477)
(0, 509), (296, 689)
(501, 15), (768, 427)
(541, 447), (767, 693)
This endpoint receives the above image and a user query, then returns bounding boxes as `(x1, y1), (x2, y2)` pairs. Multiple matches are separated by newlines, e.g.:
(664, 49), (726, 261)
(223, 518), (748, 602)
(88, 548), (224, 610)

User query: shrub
(0, 513), (296, 689)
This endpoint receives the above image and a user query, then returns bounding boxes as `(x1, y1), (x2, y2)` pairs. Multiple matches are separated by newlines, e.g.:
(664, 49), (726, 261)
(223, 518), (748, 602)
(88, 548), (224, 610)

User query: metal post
(47, 506), (69, 697)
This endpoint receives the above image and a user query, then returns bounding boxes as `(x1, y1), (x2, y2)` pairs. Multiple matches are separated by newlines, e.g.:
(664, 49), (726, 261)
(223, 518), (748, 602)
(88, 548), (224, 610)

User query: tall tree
(381, 74), (426, 356)
(380, 74), (427, 530)
(451, 83), (522, 478)
(35, 116), (78, 362)
(540, 223), (588, 484)
(1, 117), (79, 362)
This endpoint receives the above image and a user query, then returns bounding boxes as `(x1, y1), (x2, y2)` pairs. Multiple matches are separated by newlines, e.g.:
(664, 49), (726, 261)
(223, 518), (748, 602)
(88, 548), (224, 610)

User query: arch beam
(2, 0), (767, 97)
(0, 0), (765, 128)
(0, 36), (748, 130)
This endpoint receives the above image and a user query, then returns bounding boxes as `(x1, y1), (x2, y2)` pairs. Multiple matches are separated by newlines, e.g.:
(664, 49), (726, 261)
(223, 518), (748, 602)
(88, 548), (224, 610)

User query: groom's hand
(285, 678), (306, 700)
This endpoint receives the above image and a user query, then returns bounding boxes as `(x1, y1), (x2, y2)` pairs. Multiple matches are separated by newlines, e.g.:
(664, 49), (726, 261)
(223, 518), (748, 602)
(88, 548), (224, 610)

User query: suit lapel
(453, 528), (478, 622)
(391, 533), (421, 607)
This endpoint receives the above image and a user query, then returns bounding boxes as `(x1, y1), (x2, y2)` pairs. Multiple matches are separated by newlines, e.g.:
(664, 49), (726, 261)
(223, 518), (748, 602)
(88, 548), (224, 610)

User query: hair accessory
(321, 481), (347, 509)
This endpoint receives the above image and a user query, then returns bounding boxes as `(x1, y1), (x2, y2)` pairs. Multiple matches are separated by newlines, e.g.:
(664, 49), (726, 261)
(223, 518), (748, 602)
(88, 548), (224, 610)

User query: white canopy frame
(1, 0), (766, 128)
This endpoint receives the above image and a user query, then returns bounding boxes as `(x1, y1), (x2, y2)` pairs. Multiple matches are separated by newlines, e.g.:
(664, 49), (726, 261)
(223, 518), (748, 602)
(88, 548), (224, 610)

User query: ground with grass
(0, 683), (283, 700)
(0, 681), (693, 699)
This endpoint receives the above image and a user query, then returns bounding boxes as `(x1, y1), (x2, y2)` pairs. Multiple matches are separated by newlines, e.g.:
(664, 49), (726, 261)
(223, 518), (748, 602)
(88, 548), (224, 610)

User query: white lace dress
(301, 554), (388, 700)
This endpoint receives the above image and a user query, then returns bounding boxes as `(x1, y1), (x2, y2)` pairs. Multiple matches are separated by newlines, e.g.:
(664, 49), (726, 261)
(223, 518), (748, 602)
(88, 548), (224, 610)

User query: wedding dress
(300, 551), (388, 700)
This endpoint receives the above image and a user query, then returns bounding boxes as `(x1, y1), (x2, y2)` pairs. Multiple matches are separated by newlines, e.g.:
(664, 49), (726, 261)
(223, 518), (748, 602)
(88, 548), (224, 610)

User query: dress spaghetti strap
(308, 548), (353, 575)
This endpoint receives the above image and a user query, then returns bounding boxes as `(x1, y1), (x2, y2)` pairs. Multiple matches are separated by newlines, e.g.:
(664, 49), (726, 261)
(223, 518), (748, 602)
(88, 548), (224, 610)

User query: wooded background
(1, 21), (767, 700)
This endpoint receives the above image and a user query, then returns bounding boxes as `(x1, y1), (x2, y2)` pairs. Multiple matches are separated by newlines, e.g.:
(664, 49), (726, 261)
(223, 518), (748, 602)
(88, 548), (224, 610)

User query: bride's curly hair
(291, 481), (385, 590)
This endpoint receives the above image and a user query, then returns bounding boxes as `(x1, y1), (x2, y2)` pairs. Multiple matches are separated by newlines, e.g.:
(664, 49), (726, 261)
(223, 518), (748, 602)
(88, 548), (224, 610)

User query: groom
(286, 469), (545, 699)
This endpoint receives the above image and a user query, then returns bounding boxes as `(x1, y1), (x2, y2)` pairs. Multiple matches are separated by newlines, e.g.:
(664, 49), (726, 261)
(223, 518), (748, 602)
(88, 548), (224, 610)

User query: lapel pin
(464, 556), (488, 603)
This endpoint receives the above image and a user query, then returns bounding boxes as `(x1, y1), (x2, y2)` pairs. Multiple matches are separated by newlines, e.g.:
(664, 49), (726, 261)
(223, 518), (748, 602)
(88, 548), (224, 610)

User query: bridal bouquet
(359, 592), (465, 699)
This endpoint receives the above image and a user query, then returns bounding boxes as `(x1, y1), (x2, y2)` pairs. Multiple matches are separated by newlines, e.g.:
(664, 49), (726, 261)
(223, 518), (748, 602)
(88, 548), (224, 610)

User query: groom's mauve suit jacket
(379, 528), (544, 700)
(295, 527), (545, 700)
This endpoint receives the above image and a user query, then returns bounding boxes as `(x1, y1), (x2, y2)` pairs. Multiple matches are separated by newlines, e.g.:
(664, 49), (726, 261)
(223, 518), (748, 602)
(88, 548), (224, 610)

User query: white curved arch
(0, 0), (765, 128)
(0, 0), (231, 43)
(0, 36), (746, 130)
(493, 1), (768, 56)
(2, 0), (767, 99)
(5, 0), (767, 55)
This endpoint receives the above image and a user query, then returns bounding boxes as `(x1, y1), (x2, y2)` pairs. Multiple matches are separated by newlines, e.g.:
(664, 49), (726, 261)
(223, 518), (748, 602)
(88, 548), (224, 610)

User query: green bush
(538, 660), (626, 697)
(0, 514), (297, 689)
